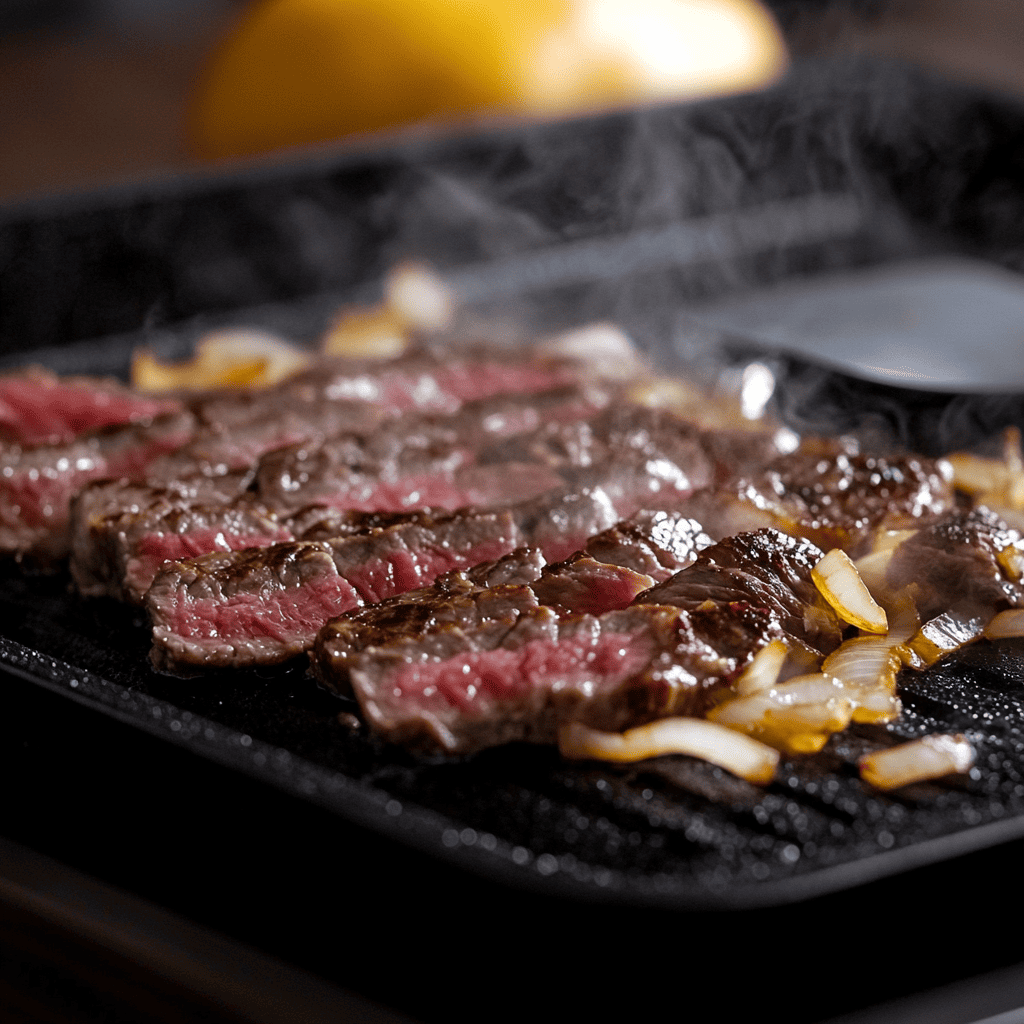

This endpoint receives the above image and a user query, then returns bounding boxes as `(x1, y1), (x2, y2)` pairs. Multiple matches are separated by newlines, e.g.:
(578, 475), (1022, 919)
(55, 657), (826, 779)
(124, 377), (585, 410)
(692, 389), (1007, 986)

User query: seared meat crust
(681, 447), (953, 556)
(633, 528), (842, 654)
(886, 505), (1024, 620)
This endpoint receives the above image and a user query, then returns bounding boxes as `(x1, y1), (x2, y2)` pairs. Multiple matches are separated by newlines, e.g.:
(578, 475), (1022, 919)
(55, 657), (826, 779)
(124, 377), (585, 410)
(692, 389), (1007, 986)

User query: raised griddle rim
(5, 631), (1023, 914)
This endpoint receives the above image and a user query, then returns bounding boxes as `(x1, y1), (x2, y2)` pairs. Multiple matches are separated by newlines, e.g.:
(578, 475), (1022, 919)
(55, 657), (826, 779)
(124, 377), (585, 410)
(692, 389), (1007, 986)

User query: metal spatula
(684, 257), (1024, 393)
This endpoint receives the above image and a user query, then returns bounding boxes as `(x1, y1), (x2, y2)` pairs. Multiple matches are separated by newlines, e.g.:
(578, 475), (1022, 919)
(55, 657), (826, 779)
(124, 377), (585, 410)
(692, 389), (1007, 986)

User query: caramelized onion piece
(323, 263), (456, 359)
(322, 306), (410, 360)
(984, 608), (1024, 639)
(947, 428), (1024, 524)
(812, 548), (888, 634)
(708, 673), (854, 755)
(997, 543), (1024, 582)
(538, 323), (645, 381)
(910, 611), (986, 665)
(733, 638), (788, 696)
(859, 734), (975, 791)
(133, 330), (310, 392)
(557, 718), (779, 784)
(385, 263), (454, 334)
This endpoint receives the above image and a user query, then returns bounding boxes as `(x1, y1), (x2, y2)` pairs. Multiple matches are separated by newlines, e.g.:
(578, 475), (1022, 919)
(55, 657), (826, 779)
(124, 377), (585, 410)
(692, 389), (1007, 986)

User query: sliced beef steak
(311, 517), (784, 756)
(71, 383), (605, 599)
(70, 470), (259, 599)
(309, 347), (596, 413)
(509, 451), (711, 564)
(885, 505), (1024, 620)
(583, 511), (713, 581)
(148, 541), (360, 674)
(634, 528), (843, 655)
(679, 447), (953, 556)
(0, 411), (196, 565)
(252, 384), (611, 514)
(0, 367), (180, 447)
(80, 500), (294, 603)
(147, 508), (520, 674)
(312, 577), (783, 757)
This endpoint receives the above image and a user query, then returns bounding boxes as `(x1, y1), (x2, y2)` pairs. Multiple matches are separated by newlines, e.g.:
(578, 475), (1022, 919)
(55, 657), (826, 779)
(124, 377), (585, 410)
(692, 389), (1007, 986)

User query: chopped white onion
(734, 639), (788, 696)
(858, 734), (975, 791)
(708, 673), (854, 755)
(871, 529), (919, 555)
(557, 718), (779, 784)
(852, 548), (894, 603)
(538, 323), (645, 380)
(133, 329), (310, 392)
(812, 548), (888, 634)
(984, 608), (1024, 639)
(822, 636), (902, 694)
(910, 611), (986, 664)
(385, 263), (455, 333)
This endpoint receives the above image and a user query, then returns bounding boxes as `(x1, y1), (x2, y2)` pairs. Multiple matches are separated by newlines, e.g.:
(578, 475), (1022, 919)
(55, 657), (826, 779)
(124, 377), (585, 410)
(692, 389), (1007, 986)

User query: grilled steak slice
(76, 385), (603, 599)
(509, 450), (711, 564)
(253, 385), (611, 513)
(311, 516), (779, 756)
(478, 404), (713, 480)
(583, 511), (713, 581)
(69, 470), (258, 599)
(303, 347), (596, 414)
(885, 505), (1024, 620)
(634, 528), (843, 655)
(84, 500), (294, 603)
(0, 367), (181, 447)
(0, 411), (195, 565)
(147, 508), (520, 674)
(313, 580), (783, 756)
(324, 509), (519, 604)
(148, 541), (360, 674)
(679, 447), (953, 556)
(528, 552), (656, 616)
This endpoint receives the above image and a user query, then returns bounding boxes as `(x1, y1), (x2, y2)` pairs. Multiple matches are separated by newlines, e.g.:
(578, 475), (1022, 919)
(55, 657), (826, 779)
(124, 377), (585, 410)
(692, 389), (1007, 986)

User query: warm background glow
(190, 0), (788, 159)
(3, 1), (1024, 201)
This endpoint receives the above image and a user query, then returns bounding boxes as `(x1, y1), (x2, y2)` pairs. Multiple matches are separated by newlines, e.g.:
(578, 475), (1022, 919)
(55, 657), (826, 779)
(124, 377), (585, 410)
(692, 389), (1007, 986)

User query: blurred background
(3, 0), (1024, 204)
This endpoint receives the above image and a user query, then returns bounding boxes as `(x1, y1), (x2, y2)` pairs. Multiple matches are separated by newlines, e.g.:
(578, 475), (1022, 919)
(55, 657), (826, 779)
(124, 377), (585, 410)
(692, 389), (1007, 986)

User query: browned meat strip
(0, 411), (196, 565)
(146, 508), (520, 674)
(885, 505), (1024, 620)
(69, 382), (609, 600)
(311, 555), (784, 756)
(583, 510), (713, 581)
(148, 541), (358, 674)
(634, 528), (842, 655)
(253, 384), (612, 513)
(69, 470), (258, 599)
(0, 367), (181, 447)
(679, 446), (953, 556)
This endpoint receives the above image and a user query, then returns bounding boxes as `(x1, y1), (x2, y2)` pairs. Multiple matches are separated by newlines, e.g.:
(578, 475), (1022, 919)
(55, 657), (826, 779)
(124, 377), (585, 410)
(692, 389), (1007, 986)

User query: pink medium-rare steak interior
(381, 623), (657, 716)
(0, 369), (181, 447)
(337, 601), (781, 756)
(529, 554), (654, 615)
(148, 542), (363, 673)
(0, 411), (196, 563)
(147, 509), (521, 673)
(125, 509), (295, 603)
(328, 518), (519, 605)
(319, 351), (586, 413)
(312, 525), (827, 755)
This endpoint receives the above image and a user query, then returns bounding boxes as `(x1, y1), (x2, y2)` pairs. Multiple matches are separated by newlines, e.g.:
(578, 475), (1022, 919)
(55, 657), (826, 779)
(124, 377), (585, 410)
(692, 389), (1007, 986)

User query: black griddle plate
(5, 525), (1024, 913)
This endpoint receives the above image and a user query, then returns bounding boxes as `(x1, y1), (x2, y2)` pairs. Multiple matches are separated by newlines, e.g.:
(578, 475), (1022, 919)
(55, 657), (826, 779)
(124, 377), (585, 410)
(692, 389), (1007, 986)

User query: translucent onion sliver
(557, 718), (779, 784)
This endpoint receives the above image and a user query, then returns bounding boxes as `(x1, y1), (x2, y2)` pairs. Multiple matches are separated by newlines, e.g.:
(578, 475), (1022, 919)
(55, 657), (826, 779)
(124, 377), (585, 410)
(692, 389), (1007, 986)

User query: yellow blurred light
(191, 0), (787, 160)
